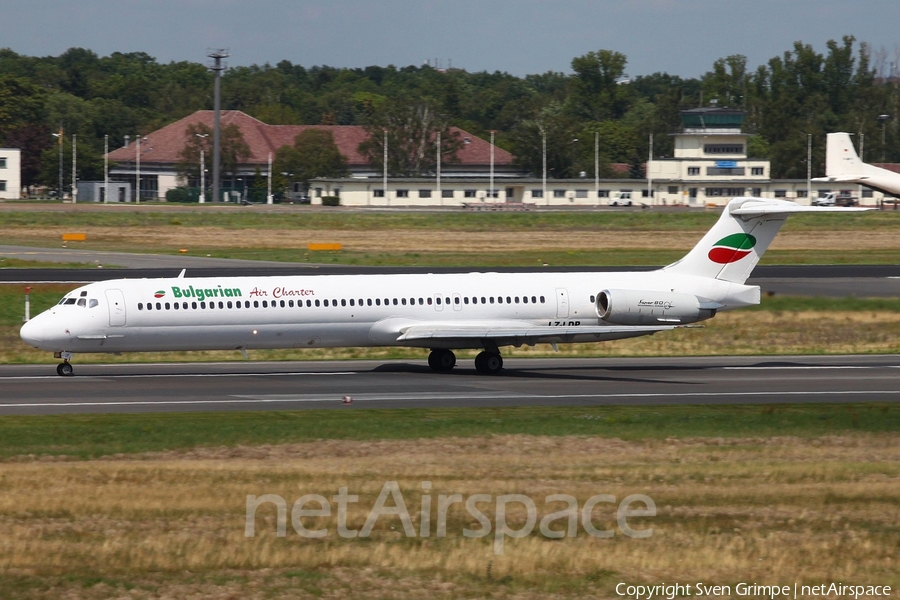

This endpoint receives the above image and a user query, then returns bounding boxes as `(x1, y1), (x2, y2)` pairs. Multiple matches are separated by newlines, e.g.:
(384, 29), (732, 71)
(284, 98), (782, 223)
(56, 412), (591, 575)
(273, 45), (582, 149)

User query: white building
(647, 107), (772, 206)
(0, 148), (21, 200)
(313, 108), (892, 207)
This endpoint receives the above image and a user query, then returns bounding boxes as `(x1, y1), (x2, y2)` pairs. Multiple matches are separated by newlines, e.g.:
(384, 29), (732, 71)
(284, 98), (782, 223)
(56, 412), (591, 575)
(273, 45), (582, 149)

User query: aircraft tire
(475, 351), (503, 375)
(57, 363), (74, 377)
(428, 349), (456, 372)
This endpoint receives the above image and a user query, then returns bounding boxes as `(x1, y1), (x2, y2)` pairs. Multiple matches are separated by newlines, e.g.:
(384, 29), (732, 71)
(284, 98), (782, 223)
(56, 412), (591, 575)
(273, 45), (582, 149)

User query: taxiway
(1, 355), (898, 415)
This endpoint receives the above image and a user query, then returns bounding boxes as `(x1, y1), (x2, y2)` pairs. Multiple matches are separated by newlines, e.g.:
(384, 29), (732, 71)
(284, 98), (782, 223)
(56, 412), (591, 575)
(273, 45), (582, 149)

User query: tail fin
(663, 197), (868, 284)
(824, 132), (865, 179)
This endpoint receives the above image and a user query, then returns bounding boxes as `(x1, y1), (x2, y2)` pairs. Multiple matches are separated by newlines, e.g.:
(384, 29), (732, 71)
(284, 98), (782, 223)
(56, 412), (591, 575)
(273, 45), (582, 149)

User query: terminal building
(96, 108), (893, 207)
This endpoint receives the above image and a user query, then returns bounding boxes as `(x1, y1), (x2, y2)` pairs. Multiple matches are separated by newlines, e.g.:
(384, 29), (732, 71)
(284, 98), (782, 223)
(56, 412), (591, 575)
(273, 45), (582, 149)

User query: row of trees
(2, 37), (900, 193)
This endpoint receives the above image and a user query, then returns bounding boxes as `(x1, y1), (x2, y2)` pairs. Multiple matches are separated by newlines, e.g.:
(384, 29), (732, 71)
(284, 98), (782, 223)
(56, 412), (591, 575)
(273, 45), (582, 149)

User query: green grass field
(0, 403), (896, 460)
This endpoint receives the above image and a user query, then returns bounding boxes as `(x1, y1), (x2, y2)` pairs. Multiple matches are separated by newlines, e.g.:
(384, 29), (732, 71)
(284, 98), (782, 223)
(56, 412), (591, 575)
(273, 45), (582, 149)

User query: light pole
(135, 135), (142, 203)
(196, 133), (209, 203)
(877, 114), (892, 162)
(71, 134), (77, 204)
(383, 129), (388, 206)
(647, 132), (653, 205)
(594, 130), (599, 205)
(104, 134), (109, 203)
(51, 127), (63, 200)
(807, 133), (812, 204)
(541, 128), (547, 206)
(267, 152), (273, 204)
(436, 130), (442, 206)
(208, 50), (229, 204)
(489, 130), (495, 202)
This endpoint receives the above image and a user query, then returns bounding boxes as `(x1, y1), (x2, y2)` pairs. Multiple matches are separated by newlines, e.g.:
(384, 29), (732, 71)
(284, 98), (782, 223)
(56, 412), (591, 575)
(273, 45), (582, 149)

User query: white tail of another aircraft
(814, 132), (900, 197)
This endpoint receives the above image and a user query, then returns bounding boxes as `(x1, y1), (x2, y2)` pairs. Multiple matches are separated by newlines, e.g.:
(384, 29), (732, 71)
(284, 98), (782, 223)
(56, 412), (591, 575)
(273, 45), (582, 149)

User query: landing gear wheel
(57, 363), (74, 377)
(474, 351), (503, 375)
(428, 349), (457, 372)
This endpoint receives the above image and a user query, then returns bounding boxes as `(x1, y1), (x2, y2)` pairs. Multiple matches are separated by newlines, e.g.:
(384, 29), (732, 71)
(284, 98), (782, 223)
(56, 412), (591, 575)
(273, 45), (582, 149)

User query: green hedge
(321, 196), (340, 206)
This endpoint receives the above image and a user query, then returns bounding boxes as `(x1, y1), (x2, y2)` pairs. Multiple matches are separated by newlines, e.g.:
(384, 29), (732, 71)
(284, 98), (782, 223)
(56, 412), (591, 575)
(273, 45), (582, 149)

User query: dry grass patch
(7, 224), (900, 254)
(1, 434), (898, 598)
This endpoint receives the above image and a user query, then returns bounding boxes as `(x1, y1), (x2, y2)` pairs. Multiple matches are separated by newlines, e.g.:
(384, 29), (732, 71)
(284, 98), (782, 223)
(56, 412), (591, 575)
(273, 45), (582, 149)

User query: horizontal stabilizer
(730, 200), (870, 216)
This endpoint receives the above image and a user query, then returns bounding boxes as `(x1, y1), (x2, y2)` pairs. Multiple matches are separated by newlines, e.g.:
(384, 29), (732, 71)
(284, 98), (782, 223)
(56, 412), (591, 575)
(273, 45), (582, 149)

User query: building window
(374, 189), (385, 198)
(487, 189), (499, 198)
(774, 189), (787, 198)
(668, 186), (679, 194)
(0, 181), (5, 192)
(751, 167), (765, 176)
(442, 189), (454, 198)
(396, 189), (409, 198)
(642, 189), (654, 198)
(292, 182), (302, 193)
(707, 167), (746, 176)
(797, 190), (808, 198)
(752, 188), (762, 196)
(705, 187), (746, 197)
(575, 189), (588, 198)
(314, 187), (323, 198)
(464, 189), (477, 198)
(531, 189), (543, 198)
(704, 144), (744, 154)
(0, 158), (6, 168)
(597, 190), (609, 198)
(862, 189), (874, 198)
(419, 189), (432, 198)
(687, 167), (700, 176)
(553, 189), (565, 198)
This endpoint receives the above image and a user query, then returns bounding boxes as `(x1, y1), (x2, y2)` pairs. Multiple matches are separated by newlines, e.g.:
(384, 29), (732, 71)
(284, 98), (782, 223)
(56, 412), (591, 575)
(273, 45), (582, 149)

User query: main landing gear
(55, 351), (74, 376)
(427, 348), (456, 372)
(427, 349), (504, 375)
(474, 351), (503, 375)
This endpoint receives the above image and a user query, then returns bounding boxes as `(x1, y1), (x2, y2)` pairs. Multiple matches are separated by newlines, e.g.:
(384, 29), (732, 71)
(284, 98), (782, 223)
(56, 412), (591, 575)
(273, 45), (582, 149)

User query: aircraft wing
(396, 323), (677, 344)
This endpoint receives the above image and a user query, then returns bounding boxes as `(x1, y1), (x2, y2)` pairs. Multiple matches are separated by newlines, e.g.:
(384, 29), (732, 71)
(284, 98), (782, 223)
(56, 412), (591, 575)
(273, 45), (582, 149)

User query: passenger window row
(136, 295), (548, 312)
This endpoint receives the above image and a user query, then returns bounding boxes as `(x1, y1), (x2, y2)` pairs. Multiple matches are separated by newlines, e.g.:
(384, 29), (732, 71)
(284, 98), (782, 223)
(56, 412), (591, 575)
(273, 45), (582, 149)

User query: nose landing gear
(55, 351), (74, 376)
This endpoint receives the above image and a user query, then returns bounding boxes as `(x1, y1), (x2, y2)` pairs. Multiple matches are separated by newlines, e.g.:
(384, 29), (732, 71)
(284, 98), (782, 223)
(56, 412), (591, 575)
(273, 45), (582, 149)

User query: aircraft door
(555, 288), (569, 319)
(105, 289), (127, 326)
(433, 294), (444, 311)
(452, 293), (462, 311)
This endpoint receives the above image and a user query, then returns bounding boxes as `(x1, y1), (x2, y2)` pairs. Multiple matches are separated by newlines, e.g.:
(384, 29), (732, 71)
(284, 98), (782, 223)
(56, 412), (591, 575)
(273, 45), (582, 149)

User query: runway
(1, 355), (898, 415)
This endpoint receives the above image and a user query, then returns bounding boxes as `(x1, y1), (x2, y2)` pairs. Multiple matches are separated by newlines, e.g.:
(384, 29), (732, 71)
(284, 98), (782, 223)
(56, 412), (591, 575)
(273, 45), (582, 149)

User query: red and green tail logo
(708, 233), (757, 264)
(154, 290), (166, 298)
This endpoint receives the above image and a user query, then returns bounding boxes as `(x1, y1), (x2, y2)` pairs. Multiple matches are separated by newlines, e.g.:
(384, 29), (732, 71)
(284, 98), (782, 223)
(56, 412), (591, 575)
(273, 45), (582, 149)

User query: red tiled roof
(106, 110), (514, 167)
(872, 163), (900, 174)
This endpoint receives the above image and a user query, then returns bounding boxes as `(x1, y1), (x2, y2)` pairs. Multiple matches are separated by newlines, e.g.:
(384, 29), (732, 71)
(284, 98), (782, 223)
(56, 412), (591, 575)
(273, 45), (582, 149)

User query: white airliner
(813, 132), (900, 196)
(20, 197), (864, 376)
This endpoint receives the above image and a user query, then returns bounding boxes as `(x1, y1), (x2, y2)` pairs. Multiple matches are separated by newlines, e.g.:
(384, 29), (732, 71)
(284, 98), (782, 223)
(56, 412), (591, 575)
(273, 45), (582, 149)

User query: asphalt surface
(3, 263), (900, 297)
(1, 355), (898, 415)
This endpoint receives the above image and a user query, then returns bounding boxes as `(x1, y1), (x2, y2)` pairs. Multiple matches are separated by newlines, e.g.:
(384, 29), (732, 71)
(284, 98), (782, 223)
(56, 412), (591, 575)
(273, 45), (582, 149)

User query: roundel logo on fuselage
(708, 233), (757, 264)
(154, 290), (166, 298)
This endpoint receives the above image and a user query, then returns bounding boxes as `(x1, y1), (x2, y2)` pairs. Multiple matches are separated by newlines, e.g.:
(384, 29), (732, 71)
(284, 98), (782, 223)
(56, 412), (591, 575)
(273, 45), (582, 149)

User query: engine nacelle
(596, 289), (716, 325)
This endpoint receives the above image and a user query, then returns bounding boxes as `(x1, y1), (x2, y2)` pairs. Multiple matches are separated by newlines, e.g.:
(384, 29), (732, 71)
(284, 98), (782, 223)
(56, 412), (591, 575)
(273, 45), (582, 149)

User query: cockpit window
(76, 298), (86, 307)
(89, 299), (99, 308)
(64, 298), (76, 305)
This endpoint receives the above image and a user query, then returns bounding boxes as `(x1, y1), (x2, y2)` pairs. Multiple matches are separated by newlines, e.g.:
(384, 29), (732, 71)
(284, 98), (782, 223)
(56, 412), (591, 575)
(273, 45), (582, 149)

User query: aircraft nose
(19, 318), (44, 348)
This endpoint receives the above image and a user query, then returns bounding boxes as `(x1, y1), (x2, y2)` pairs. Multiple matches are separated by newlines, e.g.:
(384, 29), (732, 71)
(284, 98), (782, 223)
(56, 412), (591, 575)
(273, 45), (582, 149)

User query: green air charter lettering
(171, 285), (242, 302)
